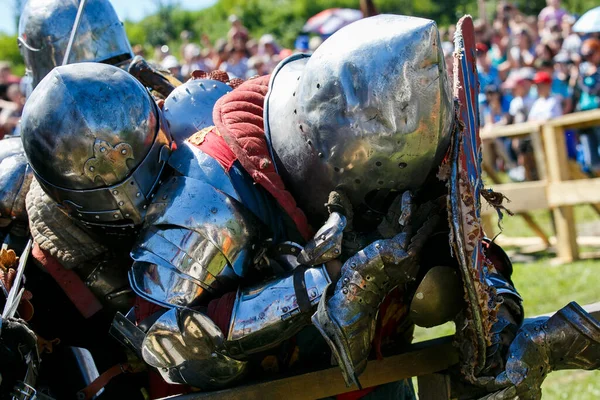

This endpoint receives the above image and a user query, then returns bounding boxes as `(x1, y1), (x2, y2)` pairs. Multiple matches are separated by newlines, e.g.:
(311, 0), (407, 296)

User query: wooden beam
(482, 181), (549, 214)
(168, 337), (458, 400)
(547, 178), (600, 207)
(160, 303), (600, 400)
(548, 109), (600, 130)
(542, 124), (579, 262)
(481, 121), (540, 140)
(567, 162), (600, 217)
(482, 165), (550, 246)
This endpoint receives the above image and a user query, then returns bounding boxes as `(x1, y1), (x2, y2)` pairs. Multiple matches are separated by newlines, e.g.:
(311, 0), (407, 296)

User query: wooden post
(530, 129), (547, 180)
(542, 124), (579, 262)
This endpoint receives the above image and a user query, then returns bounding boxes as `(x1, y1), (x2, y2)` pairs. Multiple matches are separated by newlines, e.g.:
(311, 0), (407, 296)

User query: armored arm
(0, 138), (33, 233)
(126, 172), (331, 389)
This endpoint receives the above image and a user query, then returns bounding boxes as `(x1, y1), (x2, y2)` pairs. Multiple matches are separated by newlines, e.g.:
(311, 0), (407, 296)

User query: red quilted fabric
(212, 76), (313, 241)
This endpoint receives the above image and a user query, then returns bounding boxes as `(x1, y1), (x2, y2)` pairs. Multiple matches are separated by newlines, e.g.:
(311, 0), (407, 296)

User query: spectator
(0, 84), (25, 138)
(561, 15), (581, 58)
(181, 44), (211, 79)
(219, 46), (249, 79)
(0, 62), (21, 103)
(227, 15), (249, 47)
(528, 71), (563, 121)
(576, 39), (600, 171)
(0, 62), (20, 86)
(161, 55), (183, 82)
(247, 55), (269, 78)
(476, 43), (501, 102)
(258, 34), (280, 71)
(508, 28), (535, 68)
(508, 74), (535, 124)
(538, 0), (568, 32)
(553, 52), (574, 113)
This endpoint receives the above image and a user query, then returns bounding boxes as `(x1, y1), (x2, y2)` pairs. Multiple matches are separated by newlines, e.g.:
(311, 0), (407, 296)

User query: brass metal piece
(410, 266), (463, 328)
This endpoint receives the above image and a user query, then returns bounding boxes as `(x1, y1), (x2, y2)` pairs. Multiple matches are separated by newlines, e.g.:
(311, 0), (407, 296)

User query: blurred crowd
(440, 0), (600, 180)
(0, 61), (25, 139)
(142, 15), (323, 83)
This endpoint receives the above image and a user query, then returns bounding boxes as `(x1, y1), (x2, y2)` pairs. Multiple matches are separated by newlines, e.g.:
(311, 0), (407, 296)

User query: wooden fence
(161, 303), (600, 400)
(480, 109), (600, 262)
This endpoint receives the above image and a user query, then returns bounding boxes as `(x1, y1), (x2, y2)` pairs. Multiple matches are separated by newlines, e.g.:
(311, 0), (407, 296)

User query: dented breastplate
(130, 174), (263, 308)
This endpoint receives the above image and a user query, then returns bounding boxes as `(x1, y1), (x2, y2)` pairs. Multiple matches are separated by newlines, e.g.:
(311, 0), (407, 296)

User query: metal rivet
(89, 166), (95, 172)
(375, 161), (382, 167)
(343, 278), (349, 284)
(113, 190), (118, 195)
(307, 139), (312, 145)
(318, 152), (323, 158)
(11, 216), (16, 220)
(317, 83), (321, 89)
(334, 249), (340, 254)
(398, 162), (407, 168)
(95, 215), (100, 219)
(351, 263), (356, 269)
(121, 149), (127, 155)
(375, 243), (381, 249)
(282, 307), (289, 313)
(342, 288), (348, 294)
(143, 205), (147, 209)
(162, 195), (168, 200)
(125, 213), (130, 217)
(136, 192), (141, 197)
(100, 147), (106, 152)
(78, 213), (82, 217)
(211, 207), (218, 214)
(118, 201), (124, 206)
(113, 214), (119, 219)
(213, 84), (217, 89)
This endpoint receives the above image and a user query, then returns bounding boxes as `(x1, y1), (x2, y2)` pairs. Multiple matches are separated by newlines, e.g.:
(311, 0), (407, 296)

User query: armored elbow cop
(139, 264), (331, 389)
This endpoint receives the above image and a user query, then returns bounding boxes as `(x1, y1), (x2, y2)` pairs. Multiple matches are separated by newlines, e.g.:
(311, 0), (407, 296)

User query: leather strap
(32, 243), (102, 319)
(77, 363), (133, 400)
(293, 266), (312, 314)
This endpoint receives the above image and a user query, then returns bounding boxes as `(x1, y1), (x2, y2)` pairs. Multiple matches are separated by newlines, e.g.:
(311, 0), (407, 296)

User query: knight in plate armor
(1, 13), (599, 400)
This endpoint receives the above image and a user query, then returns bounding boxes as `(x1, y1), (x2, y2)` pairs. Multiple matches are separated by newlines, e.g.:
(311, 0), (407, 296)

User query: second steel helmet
(18, 0), (133, 88)
(21, 63), (172, 229)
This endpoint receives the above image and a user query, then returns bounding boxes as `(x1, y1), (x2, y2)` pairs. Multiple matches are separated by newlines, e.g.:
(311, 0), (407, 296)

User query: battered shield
(447, 15), (498, 380)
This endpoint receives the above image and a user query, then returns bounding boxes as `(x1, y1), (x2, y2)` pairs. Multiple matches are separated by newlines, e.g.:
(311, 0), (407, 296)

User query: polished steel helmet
(18, 0), (133, 88)
(163, 78), (231, 145)
(21, 63), (172, 229)
(265, 15), (453, 224)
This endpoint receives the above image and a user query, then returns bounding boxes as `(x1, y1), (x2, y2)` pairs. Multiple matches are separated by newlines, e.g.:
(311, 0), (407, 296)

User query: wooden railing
(481, 109), (600, 262)
(160, 303), (600, 400)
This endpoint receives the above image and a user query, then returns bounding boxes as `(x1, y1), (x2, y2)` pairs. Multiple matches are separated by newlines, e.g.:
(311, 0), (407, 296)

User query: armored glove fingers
(480, 302), (600, 400)
(312, 193), (440, 388)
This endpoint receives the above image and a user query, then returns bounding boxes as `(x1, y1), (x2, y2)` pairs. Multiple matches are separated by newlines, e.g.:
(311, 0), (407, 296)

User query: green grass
(413, 256), (600, 399)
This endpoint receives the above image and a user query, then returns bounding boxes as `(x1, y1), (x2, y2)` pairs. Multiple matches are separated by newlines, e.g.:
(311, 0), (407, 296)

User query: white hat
(162, 55), (180, 69)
